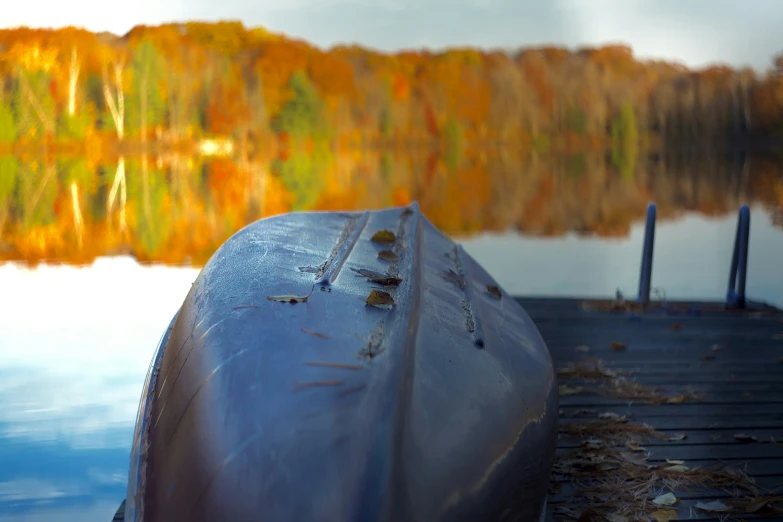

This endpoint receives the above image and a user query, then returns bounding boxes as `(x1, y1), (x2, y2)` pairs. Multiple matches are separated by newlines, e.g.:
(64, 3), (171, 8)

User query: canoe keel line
(121, 203), (558, 522)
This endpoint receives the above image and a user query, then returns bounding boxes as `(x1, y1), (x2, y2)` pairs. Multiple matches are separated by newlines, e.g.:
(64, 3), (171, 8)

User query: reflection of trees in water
(239, 150), (268, 223)
(126, 155), (172, 256)
(62, 158), (93, 249)
(409, 149), (782, 236)
(107, 157), (128, 233)
(70, 182), (84, 248)
(20, 162), (58, 231)
(0, 156), (19, 237)
(0, 149), (781, 266)
(271, 145), (329, 211)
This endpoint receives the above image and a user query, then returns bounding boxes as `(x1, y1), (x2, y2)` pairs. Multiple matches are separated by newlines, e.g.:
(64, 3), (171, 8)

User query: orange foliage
(392, 73), (410, 102)
(260, 170), (294, 218)
(518, 51), (554, 113)
(205, 78), (249, 135)
(207, 158), (248, 215)
(253, 40), (310, 116)
(1, 22), (782, 151)
(392, 187), (411, 207)
(306, 51), (355, 100)
(420, 160), (492, 235)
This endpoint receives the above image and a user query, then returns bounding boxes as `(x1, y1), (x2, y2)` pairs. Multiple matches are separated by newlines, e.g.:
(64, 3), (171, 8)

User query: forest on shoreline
(1, 21), (782, 267)
(0, 20), (781, 162)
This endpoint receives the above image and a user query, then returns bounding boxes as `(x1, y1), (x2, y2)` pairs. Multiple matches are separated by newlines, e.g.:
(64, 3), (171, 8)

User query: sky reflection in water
(0, 208), (781, 521)
(0, 259), (198, 521)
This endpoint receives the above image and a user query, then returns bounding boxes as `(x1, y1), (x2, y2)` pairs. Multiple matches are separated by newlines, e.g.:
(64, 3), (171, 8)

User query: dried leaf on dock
(556, 359), (704, 405)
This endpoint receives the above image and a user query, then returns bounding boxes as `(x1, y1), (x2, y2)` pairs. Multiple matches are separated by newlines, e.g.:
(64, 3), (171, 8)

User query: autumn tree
(203, 64), (251, 137)
(0, 23), (779, 150)
(6, 42), (58, 139)
(244, 69), (270, 143)
(127, 156), (172, 254)
(0, 100), (17, 143)
(99, 42), (127, 140)
(271, 146), (329, 211)
(52, 27), (99, 139)
(0, 155), (16, 243)
(610, 103), (639, 179)
(126, 39), (166, 142)
(487, 54), (526, 142)
(272, 70), (328, 142)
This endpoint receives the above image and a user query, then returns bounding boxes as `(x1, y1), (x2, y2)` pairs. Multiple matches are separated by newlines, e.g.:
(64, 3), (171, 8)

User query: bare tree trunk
(68, 48), (80, 117)
(25, 165), (55, 225)
(740, 154), (751, 200)
(740, 77), (752, 131)
(70, 181), (84, 248)
(119, 166), (127, 233)
(142, 154), (152, 225)
(730, 79), (741, 134)
(657, 109), (667, 145)
(107, 156), (127, 232)
(19, 73), (55, 135)
(140, 72), (148, 143)
(168, 78), (180, 141)
(103, 62), (125, 140)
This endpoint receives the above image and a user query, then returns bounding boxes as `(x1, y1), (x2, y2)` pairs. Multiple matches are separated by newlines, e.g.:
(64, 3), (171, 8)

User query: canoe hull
(125, 203), (558, 522)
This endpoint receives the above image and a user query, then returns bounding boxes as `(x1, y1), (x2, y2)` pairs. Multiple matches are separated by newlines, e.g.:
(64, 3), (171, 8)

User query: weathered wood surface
(517, 298), (783, 522)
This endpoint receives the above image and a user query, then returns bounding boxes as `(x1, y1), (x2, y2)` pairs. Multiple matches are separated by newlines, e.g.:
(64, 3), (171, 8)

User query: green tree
(567, 107), (588, 135)
(130, 39), (166, 142)
(566, 153), (587, 177)
(611, 103), (639, 180)
(380, 152), (393, 183)
(126, 158), (171, 253)
(61, 157), (92, 186)
(272, 71), (329, 142)
(443, 118), (463, 172)
(531, 133), (550, 154)
(0, 100), (18, 143)
(18, 160), (58, 230)
(58, 110), (91, 139)
(271, 145), (330, 211)
(0, 155), (18, 232)
(12, 71), (56, 139)
(0, 155), (18, 201)
(379, 107), (393, 139)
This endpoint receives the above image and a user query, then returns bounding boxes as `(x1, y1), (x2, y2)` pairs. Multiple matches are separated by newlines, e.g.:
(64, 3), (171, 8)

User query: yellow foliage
(6, 42), (58, 72)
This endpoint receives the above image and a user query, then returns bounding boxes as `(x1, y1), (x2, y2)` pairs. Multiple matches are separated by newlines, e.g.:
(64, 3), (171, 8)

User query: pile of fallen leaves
(550, 415), (777, 521)
(557, 359), (704, 405)
(552, 360), (783, 521)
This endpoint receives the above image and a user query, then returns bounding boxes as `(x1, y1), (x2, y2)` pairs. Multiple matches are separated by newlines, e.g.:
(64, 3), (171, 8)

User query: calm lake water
(1, 150), (782, 520)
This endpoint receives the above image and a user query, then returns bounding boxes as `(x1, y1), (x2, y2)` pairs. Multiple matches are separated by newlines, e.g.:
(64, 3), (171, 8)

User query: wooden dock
(518, 297), (783, 522)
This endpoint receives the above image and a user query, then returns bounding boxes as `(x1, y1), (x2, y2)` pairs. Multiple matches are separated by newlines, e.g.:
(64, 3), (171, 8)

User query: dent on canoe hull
(125, 202), (558, 522)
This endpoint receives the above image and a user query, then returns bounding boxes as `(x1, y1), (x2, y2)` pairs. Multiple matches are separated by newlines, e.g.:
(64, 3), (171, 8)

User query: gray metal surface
(124, 203), (558, 522)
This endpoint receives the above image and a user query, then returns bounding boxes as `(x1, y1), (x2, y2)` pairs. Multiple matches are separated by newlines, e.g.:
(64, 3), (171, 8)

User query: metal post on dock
(727, 205), (750, 309)
(638, 203), (656, 305)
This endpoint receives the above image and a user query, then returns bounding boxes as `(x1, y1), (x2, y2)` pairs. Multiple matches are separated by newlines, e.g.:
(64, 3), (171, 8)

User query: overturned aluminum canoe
(124, 202), (558, 522)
